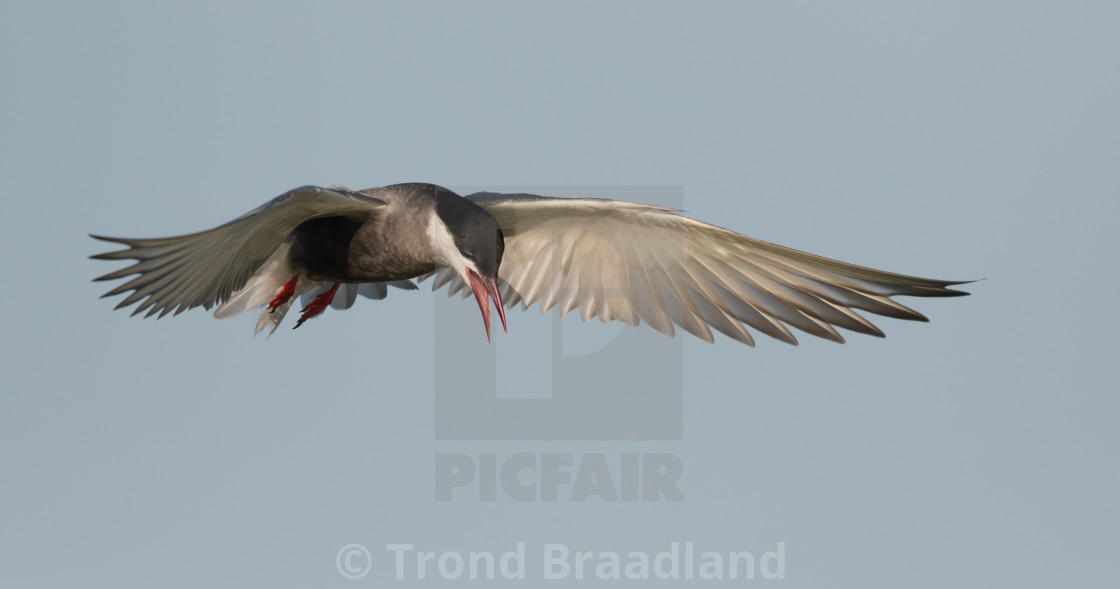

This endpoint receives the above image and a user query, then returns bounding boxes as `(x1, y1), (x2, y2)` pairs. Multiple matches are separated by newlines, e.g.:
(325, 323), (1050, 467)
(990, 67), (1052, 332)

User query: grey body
(290, 183), (441, 283)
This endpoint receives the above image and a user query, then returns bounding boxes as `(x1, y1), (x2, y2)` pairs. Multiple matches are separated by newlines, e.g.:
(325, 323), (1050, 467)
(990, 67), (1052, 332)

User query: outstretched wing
(460, 191), (969, 346)
(92, 185), (387, 318)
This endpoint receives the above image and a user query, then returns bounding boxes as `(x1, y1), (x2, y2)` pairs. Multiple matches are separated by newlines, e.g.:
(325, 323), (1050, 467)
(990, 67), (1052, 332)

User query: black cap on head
(433, 186), (505, 278)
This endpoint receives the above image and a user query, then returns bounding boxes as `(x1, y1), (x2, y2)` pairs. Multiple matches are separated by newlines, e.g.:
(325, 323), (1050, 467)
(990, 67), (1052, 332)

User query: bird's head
(430, 189), (507, 341)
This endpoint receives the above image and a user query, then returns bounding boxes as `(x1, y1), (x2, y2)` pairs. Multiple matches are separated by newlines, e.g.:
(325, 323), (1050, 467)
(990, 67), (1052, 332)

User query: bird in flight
(92, 183), (969, 345)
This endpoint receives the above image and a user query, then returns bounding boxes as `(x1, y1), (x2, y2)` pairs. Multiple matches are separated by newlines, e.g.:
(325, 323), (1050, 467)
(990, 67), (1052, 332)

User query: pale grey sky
(2, 1), (1118, 587)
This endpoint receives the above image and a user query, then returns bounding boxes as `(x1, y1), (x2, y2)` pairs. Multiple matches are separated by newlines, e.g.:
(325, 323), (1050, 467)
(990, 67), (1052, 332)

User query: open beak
(466, 269), (507, 342)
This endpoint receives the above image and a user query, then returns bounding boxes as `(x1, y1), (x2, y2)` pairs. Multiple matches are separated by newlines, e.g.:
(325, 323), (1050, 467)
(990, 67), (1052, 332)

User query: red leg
(268, 276), (299, 312)
(295, 283), (340, 329)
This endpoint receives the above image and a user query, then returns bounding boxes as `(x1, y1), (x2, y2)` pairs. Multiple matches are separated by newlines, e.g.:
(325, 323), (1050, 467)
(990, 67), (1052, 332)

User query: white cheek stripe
(427, 211), (477, 280)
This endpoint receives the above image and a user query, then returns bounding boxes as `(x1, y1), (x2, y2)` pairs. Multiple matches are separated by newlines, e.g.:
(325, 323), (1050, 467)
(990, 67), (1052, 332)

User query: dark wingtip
(89, 234), (135, 261)
(908, 279), (977, 298)
(941, 279), (978, 297)
(89, 234), (114, 260)
(940, 278), (983, 297)
(89, 233), (127, 245)
(858, 321), (888, 337)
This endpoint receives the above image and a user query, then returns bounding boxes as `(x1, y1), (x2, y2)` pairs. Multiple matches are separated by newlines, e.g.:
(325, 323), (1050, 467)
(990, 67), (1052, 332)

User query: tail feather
(256, 299), (290, 336)
(214, 242), (294, 319)
(301, 280), (419, 310)
(211, 242), (318, 335)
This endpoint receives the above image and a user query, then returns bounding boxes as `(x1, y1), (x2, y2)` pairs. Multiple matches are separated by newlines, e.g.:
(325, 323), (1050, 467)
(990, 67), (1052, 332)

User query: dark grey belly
(288, 217), (435, 283)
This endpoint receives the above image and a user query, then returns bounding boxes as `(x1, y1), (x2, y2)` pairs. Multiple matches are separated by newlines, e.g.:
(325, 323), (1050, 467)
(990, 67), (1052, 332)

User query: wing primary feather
(92, 186), (386, 317)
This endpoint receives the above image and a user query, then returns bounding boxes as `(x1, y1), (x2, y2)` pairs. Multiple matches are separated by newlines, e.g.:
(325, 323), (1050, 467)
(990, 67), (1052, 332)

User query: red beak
(466, 269), (507, 342)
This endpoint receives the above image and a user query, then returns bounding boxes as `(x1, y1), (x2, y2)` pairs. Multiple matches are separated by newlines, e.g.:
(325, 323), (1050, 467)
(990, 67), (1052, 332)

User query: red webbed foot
(268, 276), (299, 312)
(294, 283), (340, 329)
